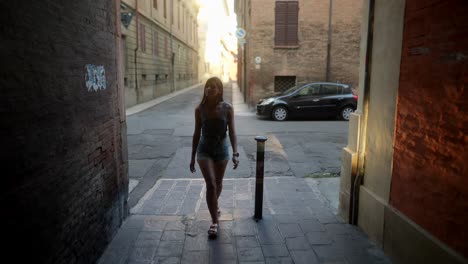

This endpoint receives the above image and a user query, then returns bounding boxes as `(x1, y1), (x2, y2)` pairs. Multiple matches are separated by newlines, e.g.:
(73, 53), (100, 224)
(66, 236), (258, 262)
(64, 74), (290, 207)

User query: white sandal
(208, 223), (218, 237)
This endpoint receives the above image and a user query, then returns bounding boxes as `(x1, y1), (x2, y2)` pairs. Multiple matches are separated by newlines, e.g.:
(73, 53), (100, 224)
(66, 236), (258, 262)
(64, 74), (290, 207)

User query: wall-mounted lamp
(121, 12), (133, 28)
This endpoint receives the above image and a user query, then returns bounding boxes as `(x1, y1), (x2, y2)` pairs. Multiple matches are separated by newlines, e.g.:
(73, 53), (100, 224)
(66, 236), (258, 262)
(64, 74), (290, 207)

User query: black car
(256, 82), (357, 121)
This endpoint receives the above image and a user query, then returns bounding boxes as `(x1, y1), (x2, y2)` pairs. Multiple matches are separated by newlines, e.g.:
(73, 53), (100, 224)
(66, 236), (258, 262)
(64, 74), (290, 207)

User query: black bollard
(254, 136), (268, 221)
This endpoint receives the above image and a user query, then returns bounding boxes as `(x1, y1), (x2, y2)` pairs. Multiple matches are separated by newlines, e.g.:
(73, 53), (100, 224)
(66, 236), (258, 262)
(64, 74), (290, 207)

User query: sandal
(208, 223), (218, 237)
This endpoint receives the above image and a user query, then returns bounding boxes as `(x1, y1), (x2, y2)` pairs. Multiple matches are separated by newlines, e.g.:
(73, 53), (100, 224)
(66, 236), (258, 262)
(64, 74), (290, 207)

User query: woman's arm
(227, 104), (239, 169)
(190, 107), (202, 172)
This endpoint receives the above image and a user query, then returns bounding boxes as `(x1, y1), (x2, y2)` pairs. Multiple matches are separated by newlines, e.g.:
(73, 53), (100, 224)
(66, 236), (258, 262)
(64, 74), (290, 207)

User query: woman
(190, 77), (239, 238)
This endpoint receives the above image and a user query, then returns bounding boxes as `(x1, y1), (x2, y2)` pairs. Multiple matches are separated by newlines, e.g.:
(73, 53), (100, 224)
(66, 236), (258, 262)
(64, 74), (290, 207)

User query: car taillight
(353, 95), (358, 100)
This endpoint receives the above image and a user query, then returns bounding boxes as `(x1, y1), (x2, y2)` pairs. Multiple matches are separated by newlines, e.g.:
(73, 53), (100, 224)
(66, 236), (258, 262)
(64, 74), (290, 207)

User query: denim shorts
(197, 136), (230, 162)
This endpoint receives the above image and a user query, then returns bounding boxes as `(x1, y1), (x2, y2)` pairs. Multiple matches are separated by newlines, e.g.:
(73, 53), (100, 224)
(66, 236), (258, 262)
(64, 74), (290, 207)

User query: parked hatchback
(256, 82), (357, 121)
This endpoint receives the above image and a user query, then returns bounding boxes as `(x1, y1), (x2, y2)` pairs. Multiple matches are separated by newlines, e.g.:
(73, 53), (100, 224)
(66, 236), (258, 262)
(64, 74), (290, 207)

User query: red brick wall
(0, 1), (128, 263)
(391, 0), (468, 257)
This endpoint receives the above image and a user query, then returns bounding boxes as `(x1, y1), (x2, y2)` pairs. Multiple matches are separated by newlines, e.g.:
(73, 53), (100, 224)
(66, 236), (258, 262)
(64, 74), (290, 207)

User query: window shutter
(286, 2), (298, 45)
(275, 2), (287, 46)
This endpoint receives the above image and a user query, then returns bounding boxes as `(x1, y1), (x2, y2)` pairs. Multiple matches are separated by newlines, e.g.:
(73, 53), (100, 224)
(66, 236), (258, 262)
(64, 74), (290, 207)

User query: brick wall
(245, 0), (362, 105)
(391, 0), (468, 257)
(330, 0), (362, 88)
(0, 0), (128, 263)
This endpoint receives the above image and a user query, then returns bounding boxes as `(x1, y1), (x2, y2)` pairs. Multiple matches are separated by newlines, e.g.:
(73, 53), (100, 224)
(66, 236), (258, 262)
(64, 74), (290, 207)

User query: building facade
(120, 0), (199, 108)
(235, 0), (362, 106)
(340, 0), (468, 263)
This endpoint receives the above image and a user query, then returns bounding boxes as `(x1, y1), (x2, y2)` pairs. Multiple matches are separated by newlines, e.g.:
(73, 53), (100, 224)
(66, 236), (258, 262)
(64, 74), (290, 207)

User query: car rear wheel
(340, 106), (354, 121)
(272, 106), (288, 121)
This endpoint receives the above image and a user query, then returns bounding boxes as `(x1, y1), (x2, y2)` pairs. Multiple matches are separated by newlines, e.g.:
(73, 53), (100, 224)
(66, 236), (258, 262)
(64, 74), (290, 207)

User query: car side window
(297, 84), (320, 96)
(320, 84), (341, 95)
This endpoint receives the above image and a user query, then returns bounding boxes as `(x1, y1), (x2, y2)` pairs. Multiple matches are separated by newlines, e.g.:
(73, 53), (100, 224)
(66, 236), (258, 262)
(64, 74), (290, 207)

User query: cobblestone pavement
(98, 178), (392, 264)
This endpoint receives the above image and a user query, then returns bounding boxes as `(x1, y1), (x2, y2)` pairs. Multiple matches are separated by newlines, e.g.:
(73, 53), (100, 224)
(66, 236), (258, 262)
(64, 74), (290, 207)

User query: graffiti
(85, 64), (107, 91)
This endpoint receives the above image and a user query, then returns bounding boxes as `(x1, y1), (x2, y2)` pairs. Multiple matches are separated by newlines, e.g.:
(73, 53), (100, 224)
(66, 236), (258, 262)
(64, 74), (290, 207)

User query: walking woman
(190, 77), (239, 238)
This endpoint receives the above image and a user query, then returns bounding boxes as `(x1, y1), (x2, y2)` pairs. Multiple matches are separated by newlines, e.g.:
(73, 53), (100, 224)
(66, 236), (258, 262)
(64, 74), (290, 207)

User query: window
(275, 1), (299, 46)
(298, 84), (320, 96)
(153, 31), (159, 56)
(153, 0), (157, 9)
(139, 24), (146, 52)
(274, 76), (296, 92)
(165, 36), (168, 58)
(163, 0), (167, 18)
(320, 84), (342, 95)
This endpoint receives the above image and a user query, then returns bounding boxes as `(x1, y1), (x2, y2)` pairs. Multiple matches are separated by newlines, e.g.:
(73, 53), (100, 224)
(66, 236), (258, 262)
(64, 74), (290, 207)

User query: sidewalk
(99, 83), (391, 264)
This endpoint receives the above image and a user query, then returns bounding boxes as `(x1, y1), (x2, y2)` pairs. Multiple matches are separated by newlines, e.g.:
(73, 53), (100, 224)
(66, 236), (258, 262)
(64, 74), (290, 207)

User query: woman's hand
(190, 159), (196, 173)
(232, 156), (239, 169)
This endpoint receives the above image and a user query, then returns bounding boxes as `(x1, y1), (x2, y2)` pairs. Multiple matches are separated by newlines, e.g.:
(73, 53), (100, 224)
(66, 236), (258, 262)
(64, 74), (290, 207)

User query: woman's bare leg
(197, 159), (218, 224)
(214, 160), (228, 199)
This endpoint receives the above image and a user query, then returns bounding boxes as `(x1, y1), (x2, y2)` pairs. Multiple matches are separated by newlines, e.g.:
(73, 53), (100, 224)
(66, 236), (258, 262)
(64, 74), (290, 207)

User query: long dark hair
(200, 77), (224, 106)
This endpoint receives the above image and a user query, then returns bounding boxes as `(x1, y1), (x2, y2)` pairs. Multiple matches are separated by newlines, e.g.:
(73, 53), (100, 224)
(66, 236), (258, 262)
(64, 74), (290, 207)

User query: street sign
(255, 56), (262, 64)
(236, 28), (246, 39)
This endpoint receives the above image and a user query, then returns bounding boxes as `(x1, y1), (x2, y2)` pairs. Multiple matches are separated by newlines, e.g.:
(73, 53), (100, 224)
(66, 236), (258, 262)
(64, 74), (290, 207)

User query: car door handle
(313, 99), (319, 102)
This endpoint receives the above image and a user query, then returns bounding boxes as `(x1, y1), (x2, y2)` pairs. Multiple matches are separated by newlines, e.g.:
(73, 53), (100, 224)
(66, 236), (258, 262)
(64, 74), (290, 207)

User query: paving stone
(184, 235), (209, 251)
(98, 249), (129, 264)
(261, 245), (289, 257)
(312, 243), (365, 262)
(299, 219), (325, 233)
(236, 236), (260, 248)
(265, 257), (294, 264)
(285, 236), (311, 250)
(128, 246), (157, 261)
(257, 224), (284, 245)
(142, 219), (167, 231)
(305, 232), (333, 245)
(153, 256), (181, 264)
(324, 223), (354, 236)
(237, 247), (265, 262)
(135, 231), (162, 247)
(346, 253), (392, 264)
(210, 243), (237, 261)
(107, 227), (140, 249)
(155, 241), (184, 257)
(162, 230), (186, 241)
(233, 219), (257, 236)
(165, 220), (187, 231)
(290, 250), (319, 264)
(278, 223), (304, 238)
(219, 220), (233, 230)
(181, 251), (209, 264)
(127, 260), (152, 264)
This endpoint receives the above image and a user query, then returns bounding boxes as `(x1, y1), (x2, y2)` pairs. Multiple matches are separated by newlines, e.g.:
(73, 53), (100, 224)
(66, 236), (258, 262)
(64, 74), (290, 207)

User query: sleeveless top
(200, 102), (228, 142)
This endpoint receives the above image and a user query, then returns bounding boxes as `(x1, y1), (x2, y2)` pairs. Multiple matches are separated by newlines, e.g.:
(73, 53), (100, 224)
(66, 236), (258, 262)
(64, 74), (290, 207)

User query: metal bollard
(254, 136), (268, 221)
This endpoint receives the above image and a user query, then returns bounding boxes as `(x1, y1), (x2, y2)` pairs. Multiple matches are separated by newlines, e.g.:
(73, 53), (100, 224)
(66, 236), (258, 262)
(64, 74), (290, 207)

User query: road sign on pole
(236, 28), (246, 39)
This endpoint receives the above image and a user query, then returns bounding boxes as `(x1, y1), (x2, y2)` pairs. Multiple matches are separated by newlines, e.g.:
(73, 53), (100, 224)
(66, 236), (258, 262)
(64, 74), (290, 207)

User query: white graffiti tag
(85, 64), (107, 91)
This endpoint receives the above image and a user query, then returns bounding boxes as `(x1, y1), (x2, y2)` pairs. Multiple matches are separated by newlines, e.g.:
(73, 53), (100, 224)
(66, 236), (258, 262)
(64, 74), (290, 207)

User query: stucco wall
(356, 0), (405, 244)
(391, 0), (468, 258)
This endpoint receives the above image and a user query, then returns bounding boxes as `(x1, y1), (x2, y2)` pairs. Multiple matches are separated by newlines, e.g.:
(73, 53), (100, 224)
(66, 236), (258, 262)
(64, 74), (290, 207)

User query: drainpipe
(243, 0), (247, 103)
(170, 0), (175, 92)
(326, 0), (332, 82)
(350, 0), (375, 225)
(134, 0), (140, 103)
